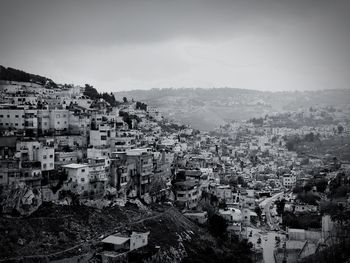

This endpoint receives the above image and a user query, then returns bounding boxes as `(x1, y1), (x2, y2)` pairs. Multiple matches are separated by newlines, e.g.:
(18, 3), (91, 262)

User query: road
(242, 192), (285, 263)
(245, 226), (286, 263)
(260, 192), (284, 230)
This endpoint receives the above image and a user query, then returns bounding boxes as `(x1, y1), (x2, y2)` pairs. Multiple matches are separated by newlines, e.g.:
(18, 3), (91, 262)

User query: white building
(282, 174), (296, 188)
(63, 163), (90, 194)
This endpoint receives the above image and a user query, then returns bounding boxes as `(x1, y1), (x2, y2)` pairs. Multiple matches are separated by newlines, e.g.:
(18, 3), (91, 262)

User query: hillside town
(0, 77), (350, 263)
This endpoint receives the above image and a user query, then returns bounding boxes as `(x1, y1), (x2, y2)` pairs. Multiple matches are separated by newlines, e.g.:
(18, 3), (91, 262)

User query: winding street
(241, 192), (285, 263)
(260, 192), (284, 230)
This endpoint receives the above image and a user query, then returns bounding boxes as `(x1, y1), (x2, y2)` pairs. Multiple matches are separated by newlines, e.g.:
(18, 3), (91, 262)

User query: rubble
(1, 183), (42, 216)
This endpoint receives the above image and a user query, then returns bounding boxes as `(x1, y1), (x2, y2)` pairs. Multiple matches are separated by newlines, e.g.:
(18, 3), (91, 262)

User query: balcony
(21, 161), (41, 169)
(141, 170), (152, 176)
(141, 175), (150, 184)
(142, 163), (153, 169)
(90, 176), (108, 183)
(89, 171), (108, 182)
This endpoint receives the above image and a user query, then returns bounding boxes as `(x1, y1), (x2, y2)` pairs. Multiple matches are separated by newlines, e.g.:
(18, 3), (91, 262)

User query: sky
(1, 0), (350, 92)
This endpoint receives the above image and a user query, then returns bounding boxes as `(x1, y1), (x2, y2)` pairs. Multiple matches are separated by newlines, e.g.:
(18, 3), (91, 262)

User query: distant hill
(0, 65), (57, 87)
(115, 88), (350, 130)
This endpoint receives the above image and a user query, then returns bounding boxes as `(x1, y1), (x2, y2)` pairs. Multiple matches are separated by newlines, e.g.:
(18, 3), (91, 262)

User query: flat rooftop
(62, 163), (88, 169)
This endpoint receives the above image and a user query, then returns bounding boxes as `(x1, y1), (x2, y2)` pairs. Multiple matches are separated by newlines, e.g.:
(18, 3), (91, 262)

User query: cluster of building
(1, 80), (349, 261)
(0, 81), (172, 207)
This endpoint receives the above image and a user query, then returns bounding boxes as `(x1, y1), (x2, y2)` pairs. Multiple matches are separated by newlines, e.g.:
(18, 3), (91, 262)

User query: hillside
(0, 202), (193, 261)
(0, 65), (57, 88)
(115, 88), (350, 130)
(0, 202), (253, 263)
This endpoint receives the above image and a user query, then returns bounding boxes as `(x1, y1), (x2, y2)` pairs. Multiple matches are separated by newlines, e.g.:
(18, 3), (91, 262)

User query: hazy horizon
(1, 0), (350, 92)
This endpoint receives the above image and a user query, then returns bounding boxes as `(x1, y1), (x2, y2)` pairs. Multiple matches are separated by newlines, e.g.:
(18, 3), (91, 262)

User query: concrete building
(282, 174), (296, 188)
(63, 163), (90, 194)
(126, 148), (154, 200)
(174, 180), (200, 209)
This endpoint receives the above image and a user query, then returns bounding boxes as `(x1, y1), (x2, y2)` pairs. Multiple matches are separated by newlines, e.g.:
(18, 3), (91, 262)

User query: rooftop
(101, 235), (130, 245)
(62, 163), (88, 169)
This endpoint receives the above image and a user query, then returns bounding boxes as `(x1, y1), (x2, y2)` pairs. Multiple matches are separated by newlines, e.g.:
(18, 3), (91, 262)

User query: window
(56, 114), (60, 118)
(15, 115), (19, 118)
(81, 178), (85, 182)
(101, 135), (107, 140)
(50, 163), (53, 167)
(43, 164), (47, 168)
(81, 169), (85, 173)
(7, 115), (10, 118)
(0, 115), (3, 117)
(57, 121), (60, 124)
(49, 154), (53, 158)
(43, 155), (47, 159)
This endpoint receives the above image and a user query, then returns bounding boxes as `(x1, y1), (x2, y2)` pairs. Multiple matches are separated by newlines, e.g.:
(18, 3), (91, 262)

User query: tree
(83, 84), (99, 99)
(286, 140), (295, 151)
(240, 160), (244, 171)
(228, 177), (238, 187)
(275, 199), (286, 216)
(208, 214), (227, 239)
(297, 192), (320, 205)
(237, 176), (247, 187)
(100, 92), (118, 107)
(337, 124), (344, 134)
(218, 200), (227, 209)
(254, 181), (264, 190)
(210, 194), (219, 205)
(315, 179), (328, 193)
(123, 97), (128, 103)
(304, 132), (316, 142)
(136, 101), (147, 111)
(255, 206), (262, 220)
(303, 183), (313, 193)
(269, 180), (276, 189)
(332, 185), (350, 198)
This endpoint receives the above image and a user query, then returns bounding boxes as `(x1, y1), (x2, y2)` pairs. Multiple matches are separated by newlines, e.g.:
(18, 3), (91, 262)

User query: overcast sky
(1, 0), (350, 92)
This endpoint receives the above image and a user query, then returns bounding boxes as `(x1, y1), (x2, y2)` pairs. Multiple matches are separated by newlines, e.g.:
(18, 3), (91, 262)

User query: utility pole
(282, 240), (287, 263)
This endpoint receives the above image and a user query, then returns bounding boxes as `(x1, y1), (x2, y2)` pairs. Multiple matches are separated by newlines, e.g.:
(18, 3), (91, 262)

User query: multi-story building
(126, 148), (154, 199)
(90, 122), (116, 147)
(174, 180), (200, 209)
(63, 163), (90, 194)
(110, 152), (132, 196)
(88, 158), (108, 195)
(282, 174), (296, 188)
